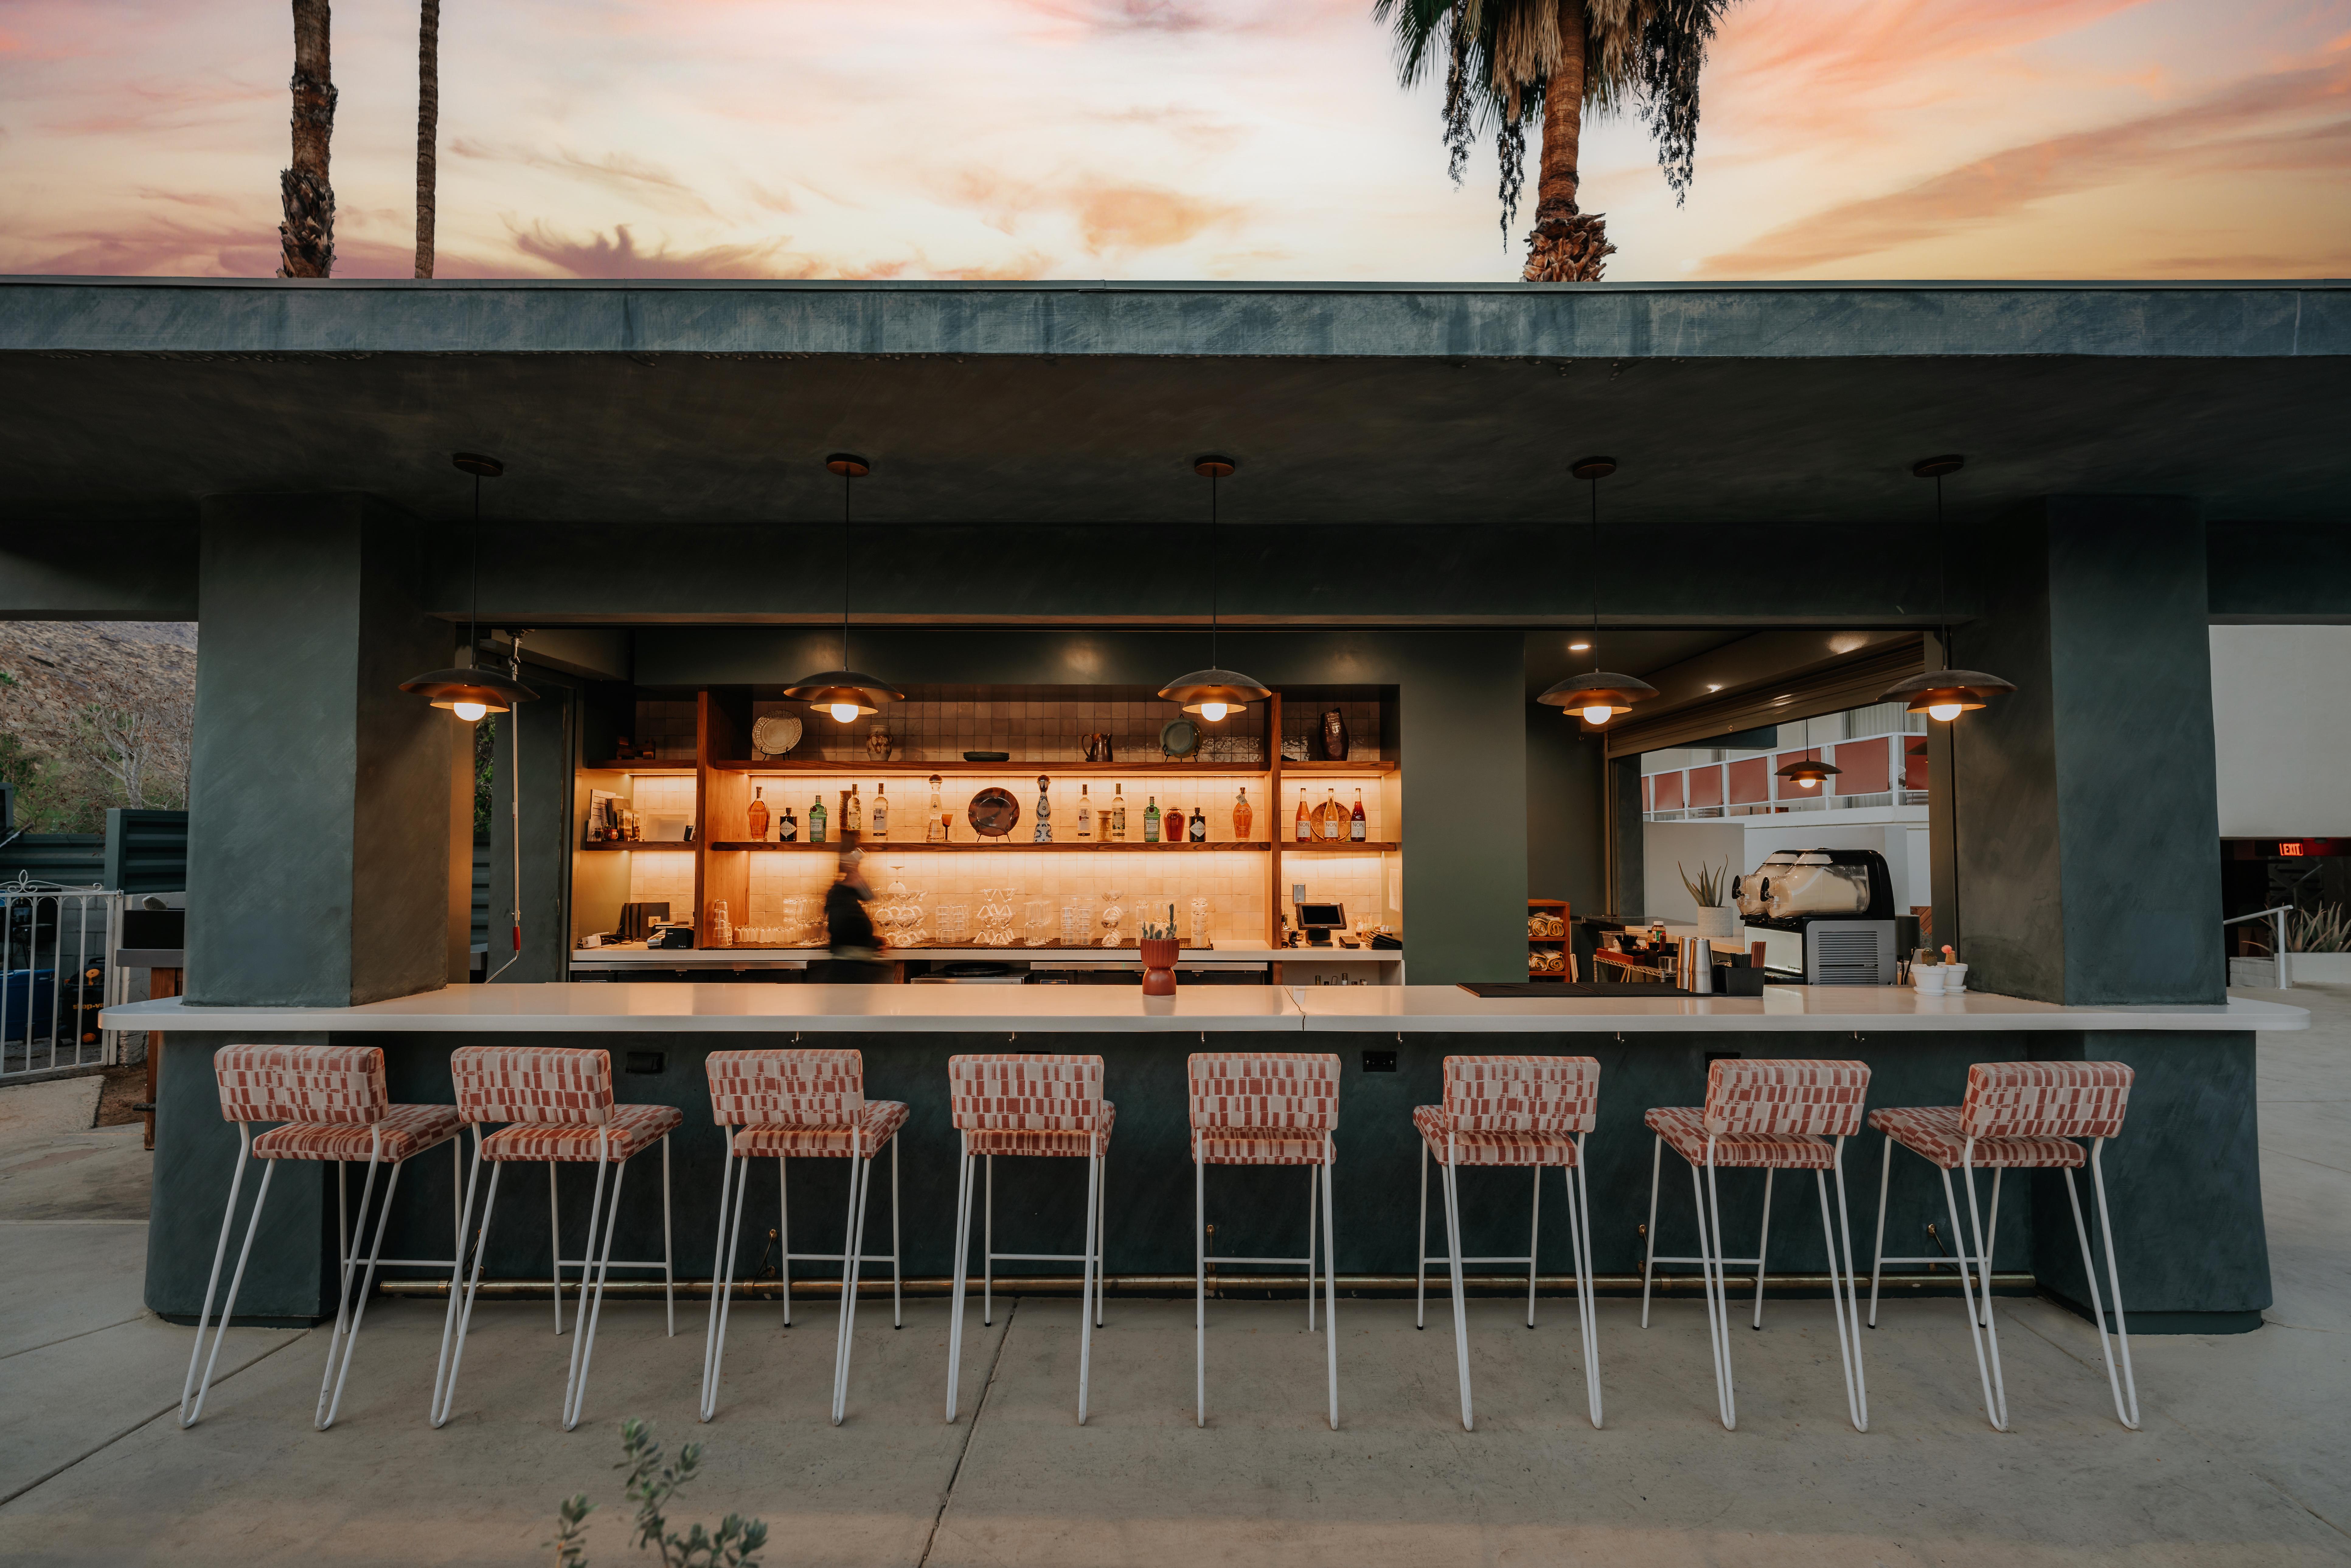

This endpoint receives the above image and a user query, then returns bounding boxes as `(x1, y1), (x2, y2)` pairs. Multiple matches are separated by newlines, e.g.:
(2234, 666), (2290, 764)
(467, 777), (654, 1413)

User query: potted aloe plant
(1681, 860), (1736, 940)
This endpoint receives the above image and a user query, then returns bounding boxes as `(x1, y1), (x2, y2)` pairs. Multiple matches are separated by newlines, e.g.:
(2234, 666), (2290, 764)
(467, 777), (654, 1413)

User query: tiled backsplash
(626, 700), (698, 761)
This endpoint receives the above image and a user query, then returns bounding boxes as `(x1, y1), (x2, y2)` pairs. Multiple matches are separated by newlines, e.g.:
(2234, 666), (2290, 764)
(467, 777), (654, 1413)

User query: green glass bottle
(809, 794), (828, 845)
(1144, 796), (1161, 842)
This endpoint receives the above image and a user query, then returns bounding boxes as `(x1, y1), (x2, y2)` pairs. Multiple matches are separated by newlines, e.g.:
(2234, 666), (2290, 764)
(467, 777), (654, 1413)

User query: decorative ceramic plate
(1159, 717), (1199, 758)
(967, 787), (1021, 837)
(963, 750), (1010, 762)
(751, 715), (802, 758)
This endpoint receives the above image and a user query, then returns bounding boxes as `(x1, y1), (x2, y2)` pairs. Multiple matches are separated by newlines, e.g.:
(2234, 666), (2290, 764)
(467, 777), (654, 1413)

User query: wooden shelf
(1280, 840), (1399, 852)
(577, 840), (694, 852)
(586, 760), (695, 774)
(707, 839), (1295, 853)
(1280, 760), (1398, 773)
(710, 759), (1275, 775)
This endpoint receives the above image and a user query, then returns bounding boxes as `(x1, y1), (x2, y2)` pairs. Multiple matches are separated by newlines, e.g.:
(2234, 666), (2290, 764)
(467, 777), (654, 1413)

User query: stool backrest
(707, 1048), (863, 1128)
(214, 1043), (386, 1125)
(948, 1053), (1104, 1134)
(451, 1045), (613, 1126)
(1187, 1052), (1341, 1132)
(1443, 1054), (1599, 1134)
(1703, 1057), (1869, 1138)
(1961, 1060), (2132, 1142)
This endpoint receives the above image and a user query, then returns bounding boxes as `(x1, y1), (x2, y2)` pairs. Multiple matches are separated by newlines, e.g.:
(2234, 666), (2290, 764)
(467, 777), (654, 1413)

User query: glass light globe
(1581, 704), (1613, 726)
(1928, 701), (1963, 722)
(1197, 701), (1229, 723)
(1798, 777), (1818, 789)
(452, 701), (488, 723)
(828, 702), (861, 723)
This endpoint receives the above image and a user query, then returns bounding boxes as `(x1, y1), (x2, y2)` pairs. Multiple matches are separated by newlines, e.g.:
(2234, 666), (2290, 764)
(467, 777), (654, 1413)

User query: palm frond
(1637, 0), (1733, 203)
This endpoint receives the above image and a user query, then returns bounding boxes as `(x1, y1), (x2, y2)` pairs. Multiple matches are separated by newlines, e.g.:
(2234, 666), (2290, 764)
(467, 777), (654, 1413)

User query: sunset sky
(2, 0), (2346, 282)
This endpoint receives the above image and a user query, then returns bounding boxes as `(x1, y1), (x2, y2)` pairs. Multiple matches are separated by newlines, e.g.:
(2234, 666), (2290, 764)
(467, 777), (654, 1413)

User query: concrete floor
(2, 995), (2347, 1566)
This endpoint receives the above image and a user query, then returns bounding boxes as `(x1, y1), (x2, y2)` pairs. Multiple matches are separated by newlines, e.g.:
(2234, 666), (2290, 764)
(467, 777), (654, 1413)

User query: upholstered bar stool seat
(181, 1044), (464, 1432)
(1643, 1105), (1838, 1170)
(481, 1102), (682, 1163)
(700, 1049), (907, 1426)
(1865, 1061), (2139, 1432)
(1412, 1055), (1603, 1431)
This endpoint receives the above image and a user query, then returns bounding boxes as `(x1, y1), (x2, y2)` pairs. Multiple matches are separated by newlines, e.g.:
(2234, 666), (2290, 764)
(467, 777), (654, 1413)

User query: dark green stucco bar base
(140, 1018), (2274, 1336)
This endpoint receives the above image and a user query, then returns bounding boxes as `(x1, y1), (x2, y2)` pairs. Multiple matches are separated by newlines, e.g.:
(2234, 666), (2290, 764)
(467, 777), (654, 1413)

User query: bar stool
(943, 1054), (1113, 1424)
(1189, 1051), (1341, 1430)
(1866, 1060), (2138, 1431)
(700, 1048), (907, 1426)
(180, 1044), (463, 1430)
(1640, 1058), (1871, 1431)
(429, 1046), (682, 1431)
(1413, 1054), (1602, 1431)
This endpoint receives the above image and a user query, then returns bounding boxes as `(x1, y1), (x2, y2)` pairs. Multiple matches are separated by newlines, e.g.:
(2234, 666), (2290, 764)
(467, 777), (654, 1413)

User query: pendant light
(1538, 456), (1658, 725)
(1775, 754), (1840, 791)
(1880, 454), (2015, 721)
(400, 453), (537, 722)
(784, 453), (904, 723)
(1158, 455), (1270, 723)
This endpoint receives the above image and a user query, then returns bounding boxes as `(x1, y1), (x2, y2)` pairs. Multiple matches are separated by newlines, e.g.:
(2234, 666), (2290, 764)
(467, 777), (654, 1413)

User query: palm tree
(1375, 0), (1734, 282)
(277, 0), (337, 277)
(415, 0), (439, 277)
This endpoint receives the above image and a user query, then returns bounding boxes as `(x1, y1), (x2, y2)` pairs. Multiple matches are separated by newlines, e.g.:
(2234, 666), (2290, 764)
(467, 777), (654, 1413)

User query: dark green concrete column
(1935, 496), (2224, 1005)
(186, 494), (456, 1005)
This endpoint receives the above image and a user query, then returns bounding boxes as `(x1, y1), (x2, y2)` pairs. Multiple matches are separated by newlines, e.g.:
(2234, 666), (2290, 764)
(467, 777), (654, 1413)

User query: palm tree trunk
(1523, 0), (1615, 283)
(277, 0), (337, 278)
(415, 0), (439, 278)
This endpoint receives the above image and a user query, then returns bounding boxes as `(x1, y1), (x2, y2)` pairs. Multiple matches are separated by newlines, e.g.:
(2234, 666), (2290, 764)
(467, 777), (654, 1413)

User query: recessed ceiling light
(1706, 684), (1723, 692)
(1569, 641), (1591, 652)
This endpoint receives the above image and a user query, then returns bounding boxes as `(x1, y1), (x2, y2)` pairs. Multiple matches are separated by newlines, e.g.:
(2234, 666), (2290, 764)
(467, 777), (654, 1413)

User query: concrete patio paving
(2, 991), (2345, 1566)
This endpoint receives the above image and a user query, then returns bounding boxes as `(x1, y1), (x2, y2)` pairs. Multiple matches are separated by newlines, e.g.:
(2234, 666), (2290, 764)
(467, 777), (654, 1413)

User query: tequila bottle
(1231, 786), (1252, 841)
(1034, 775), (1053, 842)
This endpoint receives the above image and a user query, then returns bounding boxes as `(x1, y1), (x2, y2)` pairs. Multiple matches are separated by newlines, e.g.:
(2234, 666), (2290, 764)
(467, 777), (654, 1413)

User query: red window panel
(1688, 766), (1724, 809)
(1727, 756), (1769, 804)
(1902, 738), (1930, 791)
(1652, 772), (1684, 812)
(1833, 738), (1891, 795)
(1774, 751), (1815, 796)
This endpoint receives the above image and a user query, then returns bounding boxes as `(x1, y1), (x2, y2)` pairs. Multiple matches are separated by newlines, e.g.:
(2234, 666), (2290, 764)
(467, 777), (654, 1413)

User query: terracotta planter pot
(1140, 937), (1180, 996)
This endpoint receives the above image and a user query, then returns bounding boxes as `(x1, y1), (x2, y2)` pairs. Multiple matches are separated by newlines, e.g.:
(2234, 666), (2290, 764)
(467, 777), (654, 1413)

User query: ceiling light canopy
(783, 453), (903, 722)
(400, 453), (536, 722)
(1158, 456), (1269, 721)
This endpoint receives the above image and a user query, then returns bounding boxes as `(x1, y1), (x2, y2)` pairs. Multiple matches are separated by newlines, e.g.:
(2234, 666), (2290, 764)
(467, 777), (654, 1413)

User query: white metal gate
(0, 880), (131, 1080)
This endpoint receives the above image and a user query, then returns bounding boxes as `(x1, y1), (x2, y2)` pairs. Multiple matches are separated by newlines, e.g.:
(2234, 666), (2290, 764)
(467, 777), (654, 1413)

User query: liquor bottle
(1294, 787), (1309, 841)
(1110, 783), (1127, 841)
(870, 783), (888, 840)
(1350, 787), (1366, 841)
(778, 804), (797, 842)
(1076, 784), (1092, 840)
(809, 794), (828, 844)
(1232, 785), (1252, 841)
(843, 785), (863, 836)
(1321, 789), (1342, 841)
(1188, 803), (1206, 842)
(1034, 775), (1053, 842)
(746, 786), (769, 841)
(1144, 796), (1160, 843)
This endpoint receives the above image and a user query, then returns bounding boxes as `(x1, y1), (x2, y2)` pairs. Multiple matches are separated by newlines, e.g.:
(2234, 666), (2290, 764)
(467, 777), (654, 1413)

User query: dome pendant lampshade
(1775, 755), (1842, 791)
(1880, 454), (2015, 722)
(1537, 457), (1658, 727)
(1159, 456), (1270, 722)
(784, 453), (904, 723)
(401, 453), (537, 722)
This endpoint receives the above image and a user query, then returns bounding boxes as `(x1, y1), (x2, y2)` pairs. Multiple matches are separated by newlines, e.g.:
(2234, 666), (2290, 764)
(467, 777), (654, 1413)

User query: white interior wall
(1644, 821), (1748, 919)
(2210, 626), (2351, 837)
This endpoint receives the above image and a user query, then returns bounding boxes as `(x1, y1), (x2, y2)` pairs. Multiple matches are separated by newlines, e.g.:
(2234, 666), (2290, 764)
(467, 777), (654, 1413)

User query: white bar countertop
(1291, 985), (2309, 1034)
(105, 982), (2306, 1036)
(567, 945), (1397, 967)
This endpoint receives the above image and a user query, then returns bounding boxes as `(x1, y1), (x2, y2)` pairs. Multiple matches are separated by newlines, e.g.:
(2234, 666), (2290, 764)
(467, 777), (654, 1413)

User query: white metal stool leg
(1814, 1167), (1866, 1433)
(944, 1142), (974, 1422)
(1193, 1150), (1206, 1428)
(982, 1154), (995, 1326)
(1415, 1142), (1429, 1329)
(549, 1162), (565, 1335)
(1077, 1151), (1100, 1425)
(892, 1137), (904, 1329)
(314, 1147), (380, 1428)
(661, 1136), (676, 1337)
(562, 1147), (630, 1429)
(1868, 1132), (1894, 1327)
(700, 1149), (751, 1423)
(2069, 1143), (2140, 1429)
(181, 1126), (272, 1429)
(317, 1149), (402, 1430)
(1094, 1155), (1107, 1330)
(1692, 1157), (1734, 1429)
(1830, 1142), (1869, 1431)
(1564, 1153), (1602, 1428)
(832, 1141), (873, 1426)
(1526, 1164), (1542, 1328)
(1957, 1152), (2009, 1429)
(779, 1155), (791, 1327)
(1320, 1146), (1340, 1431)
(1441, 1153), (1473, 1430)
(431, 1133), (498, 1428)
(1936, 1161), (2003, 1428)
(1641, 1135), (1663, 1328)
(1306, 1164), (1318, 1332)
(1751, 1168), (1774, 1329)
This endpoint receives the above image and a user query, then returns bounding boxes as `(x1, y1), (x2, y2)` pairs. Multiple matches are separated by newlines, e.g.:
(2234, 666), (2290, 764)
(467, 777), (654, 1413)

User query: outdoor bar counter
(111, 984), (2305, 1334)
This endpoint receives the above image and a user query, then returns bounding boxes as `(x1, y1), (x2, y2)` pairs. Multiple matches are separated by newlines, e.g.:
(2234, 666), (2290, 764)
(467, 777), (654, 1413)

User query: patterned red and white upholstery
(1703, 1058), (1870, 1139)
(1867, 1105), (2086, 1170)
(734, 1100), (909, 1159)
(1189, 1053), (1339, 1165)
(481, 1103), (682, 1163)
(1644, 1105), (1837, 1170)
(451, 1045), (613, 1126)
(706, 1048), (865, 1128)
(1960, 1060), (2132, 1142)
(949, 1054), (1112, 1159)
(1412, 1104), (1582, 1167)
(252, 1102), (464, 1163)
(214, 1043), (386, 1126)
(1440, 1054), (1599, 1134)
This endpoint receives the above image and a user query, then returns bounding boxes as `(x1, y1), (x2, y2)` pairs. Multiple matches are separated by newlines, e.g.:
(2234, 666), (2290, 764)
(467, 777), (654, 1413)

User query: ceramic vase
(1694, 906), (1738, 940)
(1140, 937), (1180, 996)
